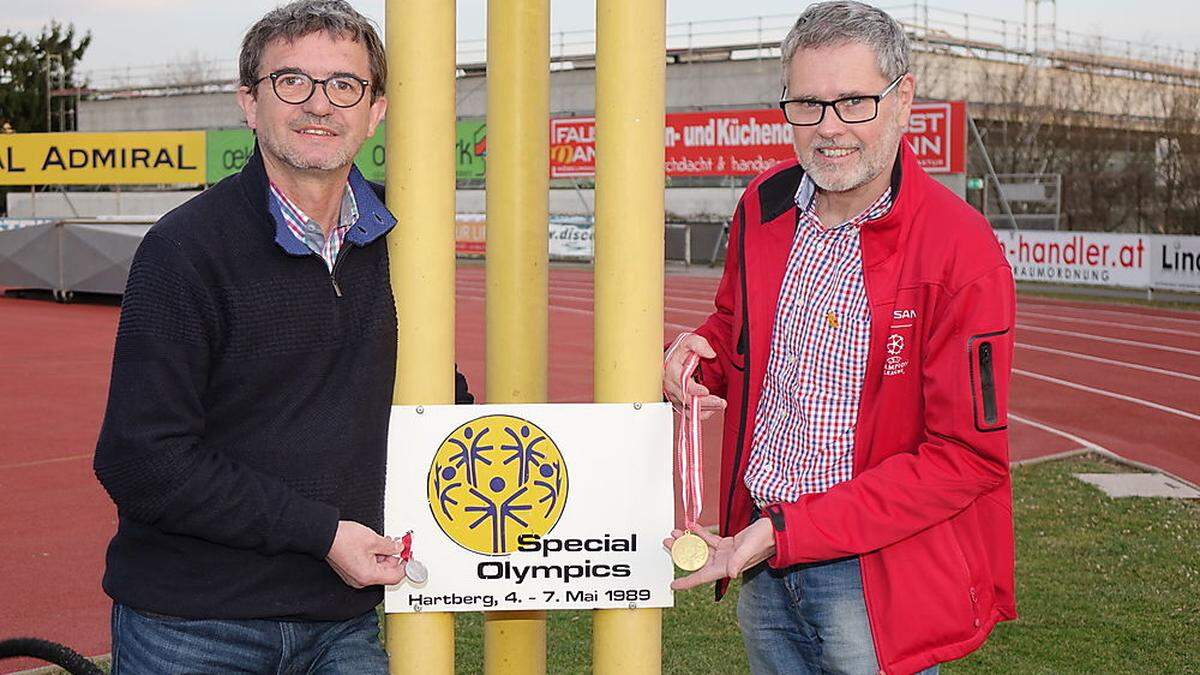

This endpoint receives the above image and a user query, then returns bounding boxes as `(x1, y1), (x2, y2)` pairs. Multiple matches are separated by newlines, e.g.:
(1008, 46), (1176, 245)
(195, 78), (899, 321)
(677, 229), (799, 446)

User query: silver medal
(405, 558), (428, 584)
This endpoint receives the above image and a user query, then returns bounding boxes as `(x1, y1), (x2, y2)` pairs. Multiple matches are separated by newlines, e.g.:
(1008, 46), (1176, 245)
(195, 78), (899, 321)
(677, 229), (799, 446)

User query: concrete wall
(79, 91), (245, 132)
(80, 51), (1195, 133)
(6, 190), (201, 219)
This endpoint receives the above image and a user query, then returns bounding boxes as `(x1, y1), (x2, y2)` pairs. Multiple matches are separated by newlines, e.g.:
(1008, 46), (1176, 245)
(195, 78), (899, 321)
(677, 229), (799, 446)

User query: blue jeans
(110, 604), (387, 674)
(737, 557), (939, 675)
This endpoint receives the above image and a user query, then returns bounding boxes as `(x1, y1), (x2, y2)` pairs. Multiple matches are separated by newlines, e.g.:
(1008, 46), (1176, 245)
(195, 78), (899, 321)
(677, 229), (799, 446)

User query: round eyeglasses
(253, 70), (371, 108)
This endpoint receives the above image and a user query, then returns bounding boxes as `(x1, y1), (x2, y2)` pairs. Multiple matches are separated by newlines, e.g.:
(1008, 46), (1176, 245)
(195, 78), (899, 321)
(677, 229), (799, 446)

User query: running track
(1, 265), (1197, 670)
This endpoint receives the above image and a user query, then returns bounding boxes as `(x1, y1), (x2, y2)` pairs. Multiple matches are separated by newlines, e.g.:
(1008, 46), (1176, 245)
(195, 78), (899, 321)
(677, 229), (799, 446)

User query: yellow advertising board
(0, 131), (206, 186)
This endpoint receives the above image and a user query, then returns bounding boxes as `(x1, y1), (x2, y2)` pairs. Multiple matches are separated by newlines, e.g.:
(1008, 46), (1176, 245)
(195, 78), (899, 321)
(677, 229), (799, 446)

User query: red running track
(1, 265), (1197, 670)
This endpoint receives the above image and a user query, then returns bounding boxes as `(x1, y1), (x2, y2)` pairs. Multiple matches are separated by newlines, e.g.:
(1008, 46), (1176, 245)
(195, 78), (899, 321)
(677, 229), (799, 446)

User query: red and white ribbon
(676, 352), (703, 529)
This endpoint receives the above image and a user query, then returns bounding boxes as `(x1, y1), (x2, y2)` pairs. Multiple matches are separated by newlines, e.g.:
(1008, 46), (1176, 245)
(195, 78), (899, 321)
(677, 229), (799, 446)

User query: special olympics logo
(427, 415), (568, 555)
(886, 333), (905, 355)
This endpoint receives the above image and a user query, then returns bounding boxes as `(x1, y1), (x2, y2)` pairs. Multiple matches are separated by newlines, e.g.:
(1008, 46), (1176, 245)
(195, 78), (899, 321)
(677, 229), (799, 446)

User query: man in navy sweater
(93, 2), (472, 671)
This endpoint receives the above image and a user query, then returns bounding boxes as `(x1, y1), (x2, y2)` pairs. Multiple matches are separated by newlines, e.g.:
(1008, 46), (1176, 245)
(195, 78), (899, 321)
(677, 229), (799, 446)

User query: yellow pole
(384, 1), (457, 673)
(483, 0), (550, 672)
(592, 0), (665, 673)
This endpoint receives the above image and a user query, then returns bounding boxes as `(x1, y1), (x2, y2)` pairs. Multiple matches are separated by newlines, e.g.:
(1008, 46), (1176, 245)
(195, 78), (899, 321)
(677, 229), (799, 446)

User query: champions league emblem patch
(427, 415), (569, 555)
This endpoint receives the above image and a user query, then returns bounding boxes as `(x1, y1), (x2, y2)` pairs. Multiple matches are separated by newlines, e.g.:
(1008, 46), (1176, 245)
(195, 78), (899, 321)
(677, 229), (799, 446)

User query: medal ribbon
(400, 531), (413, 562)
(676, 353), (703, 529)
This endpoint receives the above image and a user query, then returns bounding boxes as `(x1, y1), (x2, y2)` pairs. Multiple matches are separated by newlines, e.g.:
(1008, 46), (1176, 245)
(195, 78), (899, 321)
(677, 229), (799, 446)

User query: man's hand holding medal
(663, 335), (775, 588)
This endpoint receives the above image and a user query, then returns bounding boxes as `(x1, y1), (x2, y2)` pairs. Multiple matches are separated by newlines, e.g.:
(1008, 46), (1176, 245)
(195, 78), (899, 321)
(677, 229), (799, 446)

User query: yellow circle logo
(427, 415), (568, 555)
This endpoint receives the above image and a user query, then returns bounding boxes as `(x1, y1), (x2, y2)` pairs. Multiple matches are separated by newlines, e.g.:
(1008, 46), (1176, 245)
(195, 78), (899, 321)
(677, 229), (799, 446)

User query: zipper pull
(331, 276), (343, 297)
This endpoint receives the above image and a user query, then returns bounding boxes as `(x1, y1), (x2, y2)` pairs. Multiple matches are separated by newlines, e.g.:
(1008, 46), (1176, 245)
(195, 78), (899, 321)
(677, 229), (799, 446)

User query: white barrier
(994, 231), (1199, 293)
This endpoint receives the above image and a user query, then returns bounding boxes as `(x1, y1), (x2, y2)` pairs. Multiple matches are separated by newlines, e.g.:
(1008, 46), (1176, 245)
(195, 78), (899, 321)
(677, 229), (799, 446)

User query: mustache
(810, 139), (862, 150)
(288, 115), (345, 134)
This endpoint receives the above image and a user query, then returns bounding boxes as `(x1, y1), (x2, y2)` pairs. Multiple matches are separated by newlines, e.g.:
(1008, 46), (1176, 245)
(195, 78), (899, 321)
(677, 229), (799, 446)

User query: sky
(5, 0), (1199, 80)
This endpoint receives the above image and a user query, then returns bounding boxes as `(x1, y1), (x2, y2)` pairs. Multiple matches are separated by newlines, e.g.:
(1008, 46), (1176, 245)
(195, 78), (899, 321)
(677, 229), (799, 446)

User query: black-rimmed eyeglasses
(252, 70), (371, 108)
(778, 74), (905, 127)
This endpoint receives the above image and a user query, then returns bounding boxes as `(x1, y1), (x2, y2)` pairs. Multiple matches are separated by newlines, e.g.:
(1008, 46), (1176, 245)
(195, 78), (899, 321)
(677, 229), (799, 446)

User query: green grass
(47, 457), (1199, 674)
(946, 457), (1200, 674)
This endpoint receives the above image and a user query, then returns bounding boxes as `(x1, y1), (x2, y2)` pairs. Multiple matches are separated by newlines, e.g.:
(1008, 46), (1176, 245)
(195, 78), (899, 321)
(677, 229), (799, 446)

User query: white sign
(384, 402), (675, 613)
(1150, 235), (1200, 293)
(994, 230), (1151, 288)
(548, 216), (593, 261)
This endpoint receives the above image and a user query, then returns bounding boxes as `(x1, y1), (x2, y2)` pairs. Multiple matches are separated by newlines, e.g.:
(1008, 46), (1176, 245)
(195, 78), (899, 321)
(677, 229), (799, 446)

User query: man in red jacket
(664, 2), (1017, 673)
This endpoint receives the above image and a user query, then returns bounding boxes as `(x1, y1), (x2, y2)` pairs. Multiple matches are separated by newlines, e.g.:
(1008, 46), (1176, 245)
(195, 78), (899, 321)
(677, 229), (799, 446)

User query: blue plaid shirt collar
(268, 164), (395, 257)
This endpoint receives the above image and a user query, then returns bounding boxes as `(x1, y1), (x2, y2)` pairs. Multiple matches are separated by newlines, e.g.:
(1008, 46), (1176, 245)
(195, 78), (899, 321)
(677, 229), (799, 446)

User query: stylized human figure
(446, 425), (493, 488)
(533, 462), (561, 518)
(433, 464), (462, 520)
(501, 424), (547, 487)
(465, 477), (533, 553)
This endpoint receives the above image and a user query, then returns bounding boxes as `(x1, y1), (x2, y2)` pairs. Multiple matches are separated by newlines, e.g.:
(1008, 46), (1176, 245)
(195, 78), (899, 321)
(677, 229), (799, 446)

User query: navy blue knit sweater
(94, 150), (473, 621)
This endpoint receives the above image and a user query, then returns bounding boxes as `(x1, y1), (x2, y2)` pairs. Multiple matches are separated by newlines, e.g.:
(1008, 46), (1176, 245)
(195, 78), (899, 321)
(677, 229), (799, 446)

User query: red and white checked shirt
(269, 181), (359, 271)
(743, 175), (893, 505)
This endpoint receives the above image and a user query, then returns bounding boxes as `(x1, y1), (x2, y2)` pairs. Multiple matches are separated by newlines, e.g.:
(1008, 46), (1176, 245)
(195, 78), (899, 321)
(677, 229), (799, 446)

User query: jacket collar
(756, 141), (917, 268)
(238, 143), (396, 257)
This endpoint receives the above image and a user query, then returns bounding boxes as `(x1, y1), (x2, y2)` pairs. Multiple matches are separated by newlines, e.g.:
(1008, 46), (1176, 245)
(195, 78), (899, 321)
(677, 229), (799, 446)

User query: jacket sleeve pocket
(968, 329), (1011, 432)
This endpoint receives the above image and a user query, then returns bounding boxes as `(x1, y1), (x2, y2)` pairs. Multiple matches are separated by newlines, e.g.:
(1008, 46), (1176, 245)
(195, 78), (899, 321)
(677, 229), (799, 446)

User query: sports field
(1, 264), (1197, 671)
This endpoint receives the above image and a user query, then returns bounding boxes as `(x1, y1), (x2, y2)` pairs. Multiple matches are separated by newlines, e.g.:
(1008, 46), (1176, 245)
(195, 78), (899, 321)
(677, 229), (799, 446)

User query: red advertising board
(549, 101), (967, 178)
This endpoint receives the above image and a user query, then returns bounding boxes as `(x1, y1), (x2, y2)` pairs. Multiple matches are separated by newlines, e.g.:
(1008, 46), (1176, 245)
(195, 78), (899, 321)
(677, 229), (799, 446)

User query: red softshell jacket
(693, 143), (1018, 675)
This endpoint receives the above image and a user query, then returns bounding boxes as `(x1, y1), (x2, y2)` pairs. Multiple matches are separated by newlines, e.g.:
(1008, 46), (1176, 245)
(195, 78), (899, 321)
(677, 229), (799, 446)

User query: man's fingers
(670, 566), (724, 591)
(686, 335), (717, 359)
(691, 527), (724, 548)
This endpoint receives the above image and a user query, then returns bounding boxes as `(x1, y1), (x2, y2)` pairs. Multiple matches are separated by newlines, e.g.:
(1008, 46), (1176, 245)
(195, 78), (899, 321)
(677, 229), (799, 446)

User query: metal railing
(76, 2), (1200, 94)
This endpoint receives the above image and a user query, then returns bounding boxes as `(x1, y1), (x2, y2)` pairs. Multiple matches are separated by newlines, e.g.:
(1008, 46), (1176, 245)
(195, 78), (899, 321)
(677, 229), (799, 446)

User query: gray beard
(257, 125), (356, 172)
(805, 121), (903, 194)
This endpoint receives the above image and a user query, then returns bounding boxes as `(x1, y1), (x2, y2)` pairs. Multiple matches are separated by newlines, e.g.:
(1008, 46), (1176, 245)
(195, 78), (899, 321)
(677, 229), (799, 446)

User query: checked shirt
(744, 175), (893, 505)
(269, 181), (360, 272)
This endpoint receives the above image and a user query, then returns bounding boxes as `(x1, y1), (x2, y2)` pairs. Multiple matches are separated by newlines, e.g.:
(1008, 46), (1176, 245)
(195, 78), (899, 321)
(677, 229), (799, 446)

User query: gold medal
(670, 531), (709, 572)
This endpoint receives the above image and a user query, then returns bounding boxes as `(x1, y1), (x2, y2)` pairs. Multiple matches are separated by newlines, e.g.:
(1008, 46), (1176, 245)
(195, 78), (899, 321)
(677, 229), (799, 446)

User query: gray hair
(780, 1), (909, 86)
(240, 0), (387, 100)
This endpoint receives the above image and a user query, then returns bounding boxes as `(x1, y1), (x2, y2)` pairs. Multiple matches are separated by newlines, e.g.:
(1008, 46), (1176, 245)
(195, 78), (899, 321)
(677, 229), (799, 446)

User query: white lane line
(1016, 323), (1200, 357)
(0, 452), (92, 470)
(455, 292), (693, 332)
(1017, 342), (1200, 383)
(1009, 413), (1114, 455)
(1009, 413), (1200, 490)
(457, 280), (721, 305)
(1013, 368), (1200, 422)
(1017, 301), (1200, 327)
(1019, 310), (1199, 338)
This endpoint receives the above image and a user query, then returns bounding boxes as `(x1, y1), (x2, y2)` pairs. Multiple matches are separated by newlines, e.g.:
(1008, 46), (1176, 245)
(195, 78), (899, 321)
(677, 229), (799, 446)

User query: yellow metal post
(592, 0), (666, 673)
(483, 0), (551, 672)
(384, 1), (457, 673)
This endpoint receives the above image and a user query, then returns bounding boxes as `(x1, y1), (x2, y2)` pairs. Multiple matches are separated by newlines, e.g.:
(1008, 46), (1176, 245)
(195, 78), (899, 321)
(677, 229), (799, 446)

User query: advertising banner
(906, 101), (967, 174)
(205, 129), (257, 184)
(548, 215), (593, 260)
(1149, 235), (1200, 292)
(205, 121), (486, 184)
(0, 131), (205, 186)
(994, 230), (1152, 288)
(549, 102), (968, 179)
(456, 120), (487, 180)
(384, 403), (674, 613)
(455, 214), (486, 256)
